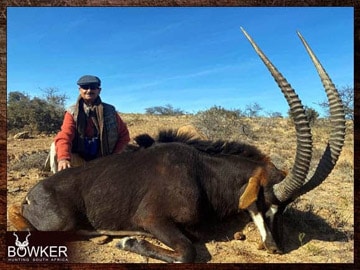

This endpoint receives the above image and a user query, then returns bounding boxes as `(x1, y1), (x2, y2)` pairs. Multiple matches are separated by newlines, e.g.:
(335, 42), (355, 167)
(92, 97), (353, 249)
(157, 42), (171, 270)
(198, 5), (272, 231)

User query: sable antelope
(8, 28), (345, 262)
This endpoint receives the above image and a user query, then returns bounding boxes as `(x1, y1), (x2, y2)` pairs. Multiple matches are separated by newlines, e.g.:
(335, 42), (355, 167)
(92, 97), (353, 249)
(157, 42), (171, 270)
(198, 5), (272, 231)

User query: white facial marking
(248, 209), (267, 242)
(265, 204), (279, 224)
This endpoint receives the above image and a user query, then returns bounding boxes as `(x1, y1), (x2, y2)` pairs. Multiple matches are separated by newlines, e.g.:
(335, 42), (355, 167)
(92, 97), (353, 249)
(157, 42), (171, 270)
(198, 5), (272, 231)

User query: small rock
(89, 235), (109, 245)
(13, 131), (30, 139)
(8, 187), (21, 193)
(234, 231), (246, 240)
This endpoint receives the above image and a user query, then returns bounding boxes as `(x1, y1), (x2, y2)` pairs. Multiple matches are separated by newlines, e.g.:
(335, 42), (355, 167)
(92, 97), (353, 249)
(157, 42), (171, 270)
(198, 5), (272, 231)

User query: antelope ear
(239, 177), (260, 209)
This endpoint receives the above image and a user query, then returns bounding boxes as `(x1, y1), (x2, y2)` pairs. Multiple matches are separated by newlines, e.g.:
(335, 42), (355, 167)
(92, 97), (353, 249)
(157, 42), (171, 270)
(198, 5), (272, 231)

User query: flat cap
(77, 75), (101, 86)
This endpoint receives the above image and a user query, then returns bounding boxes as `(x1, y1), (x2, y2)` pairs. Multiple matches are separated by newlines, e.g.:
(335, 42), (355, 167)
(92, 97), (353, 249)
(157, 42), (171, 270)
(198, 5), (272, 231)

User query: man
(48, 75), (130, 172)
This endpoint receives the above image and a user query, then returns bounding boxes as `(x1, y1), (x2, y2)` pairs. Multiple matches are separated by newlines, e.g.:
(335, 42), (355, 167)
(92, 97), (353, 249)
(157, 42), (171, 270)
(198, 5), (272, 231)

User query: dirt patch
(6, 114), (354, 263)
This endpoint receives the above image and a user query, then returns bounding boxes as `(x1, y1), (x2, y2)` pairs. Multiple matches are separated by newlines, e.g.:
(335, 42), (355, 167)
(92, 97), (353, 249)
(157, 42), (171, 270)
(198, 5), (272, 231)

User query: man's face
(79, 84), (101, 104)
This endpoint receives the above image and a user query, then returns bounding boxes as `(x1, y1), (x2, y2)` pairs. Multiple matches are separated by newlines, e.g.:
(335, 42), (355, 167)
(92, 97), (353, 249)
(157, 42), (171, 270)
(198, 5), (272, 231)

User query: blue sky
(7, 7), (353, 116)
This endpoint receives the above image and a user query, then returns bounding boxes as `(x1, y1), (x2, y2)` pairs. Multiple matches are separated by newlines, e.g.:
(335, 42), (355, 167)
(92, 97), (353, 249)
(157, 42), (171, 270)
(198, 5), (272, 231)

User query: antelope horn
(291, 32), (346, 199)
(240, 27), (313, 202)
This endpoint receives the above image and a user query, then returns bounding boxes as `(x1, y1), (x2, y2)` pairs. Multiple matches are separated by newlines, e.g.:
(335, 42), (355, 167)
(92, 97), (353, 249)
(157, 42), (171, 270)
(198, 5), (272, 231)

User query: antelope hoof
(264, 243), (282, 254)
(257, 242), (265, 250)
(263, 239), (282, 254)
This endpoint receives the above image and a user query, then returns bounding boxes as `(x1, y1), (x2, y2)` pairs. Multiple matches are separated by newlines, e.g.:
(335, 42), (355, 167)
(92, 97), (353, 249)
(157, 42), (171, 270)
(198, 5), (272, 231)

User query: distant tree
(41, 87), (67, 108)
(288, 105), (319, 126)
(316, 85), (354, 120)
(145, 104), (185, 115)
(245, 102), (263, 117)
(266, 111), (283, 118)
(305, 107), (319, 126)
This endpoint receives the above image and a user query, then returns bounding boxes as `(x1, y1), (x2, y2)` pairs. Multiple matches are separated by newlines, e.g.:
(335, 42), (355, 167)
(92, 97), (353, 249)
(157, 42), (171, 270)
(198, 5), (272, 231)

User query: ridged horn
(240, 27), (313, 203)
(291, 32), (346, 199)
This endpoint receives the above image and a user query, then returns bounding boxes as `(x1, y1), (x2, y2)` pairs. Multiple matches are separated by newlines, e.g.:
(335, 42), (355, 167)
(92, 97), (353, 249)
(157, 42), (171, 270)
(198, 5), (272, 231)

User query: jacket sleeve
(113, 114), (130, 153)
(54, 111), (76, 161)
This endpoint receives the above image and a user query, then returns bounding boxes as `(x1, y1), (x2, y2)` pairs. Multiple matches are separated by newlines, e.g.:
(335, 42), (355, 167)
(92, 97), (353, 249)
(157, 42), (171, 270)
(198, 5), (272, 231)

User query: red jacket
(55, 111), (130, 161)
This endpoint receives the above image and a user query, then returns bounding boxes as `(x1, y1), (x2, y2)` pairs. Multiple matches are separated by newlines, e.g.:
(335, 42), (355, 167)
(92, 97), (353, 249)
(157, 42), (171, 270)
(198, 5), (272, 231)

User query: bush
(145, 104), (185, 115)
(244, 102), (263, 117)
(7, 88), (67, 134)
(193, 106), (253, 141)
(8, 150), (49, 171)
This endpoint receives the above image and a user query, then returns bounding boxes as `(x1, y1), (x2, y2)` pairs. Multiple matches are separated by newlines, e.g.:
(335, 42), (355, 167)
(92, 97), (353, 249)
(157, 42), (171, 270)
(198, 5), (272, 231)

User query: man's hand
(58, 159), (71, 171)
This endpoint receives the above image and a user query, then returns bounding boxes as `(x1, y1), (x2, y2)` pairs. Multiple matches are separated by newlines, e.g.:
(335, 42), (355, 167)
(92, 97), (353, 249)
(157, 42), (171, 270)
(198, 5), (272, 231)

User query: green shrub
(7, 88), (67, 134)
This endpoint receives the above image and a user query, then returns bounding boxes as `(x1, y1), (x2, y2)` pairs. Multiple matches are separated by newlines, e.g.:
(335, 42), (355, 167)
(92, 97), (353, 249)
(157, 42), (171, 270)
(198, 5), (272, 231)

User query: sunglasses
(80, 84), (99, 90)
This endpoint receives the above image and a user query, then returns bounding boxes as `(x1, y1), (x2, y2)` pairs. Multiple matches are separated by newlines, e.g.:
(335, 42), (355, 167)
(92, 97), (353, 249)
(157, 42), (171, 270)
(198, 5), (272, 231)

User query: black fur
(135, 129), (266, 162)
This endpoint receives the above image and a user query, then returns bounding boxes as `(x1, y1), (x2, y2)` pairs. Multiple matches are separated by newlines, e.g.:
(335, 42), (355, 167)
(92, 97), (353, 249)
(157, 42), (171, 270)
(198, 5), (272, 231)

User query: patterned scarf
(72, 95), (110, 158)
